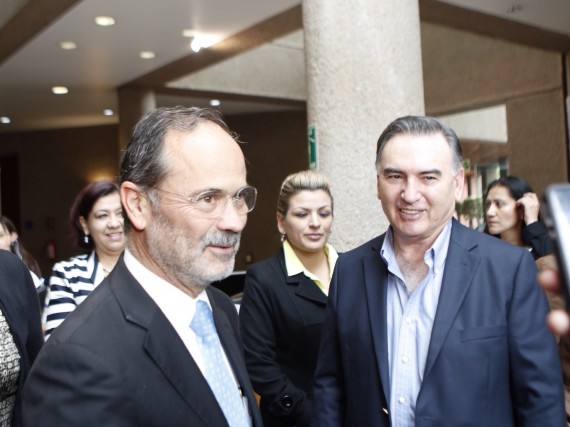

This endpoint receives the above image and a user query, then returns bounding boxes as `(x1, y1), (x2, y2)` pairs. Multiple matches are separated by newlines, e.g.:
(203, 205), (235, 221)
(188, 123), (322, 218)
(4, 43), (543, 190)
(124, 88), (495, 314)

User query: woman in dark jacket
(484, 175), (552, 259)
(0, 250), (43, 426)
(239, 170), (338, 427)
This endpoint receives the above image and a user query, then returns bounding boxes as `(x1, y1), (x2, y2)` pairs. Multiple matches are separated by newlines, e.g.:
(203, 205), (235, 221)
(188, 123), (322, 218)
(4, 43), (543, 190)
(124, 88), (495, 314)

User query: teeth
(401, 209), (419, 214)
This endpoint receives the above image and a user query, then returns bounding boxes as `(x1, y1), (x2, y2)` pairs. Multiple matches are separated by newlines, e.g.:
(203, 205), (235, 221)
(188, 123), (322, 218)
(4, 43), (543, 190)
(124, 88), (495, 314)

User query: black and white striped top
(42, 251), (104, 339)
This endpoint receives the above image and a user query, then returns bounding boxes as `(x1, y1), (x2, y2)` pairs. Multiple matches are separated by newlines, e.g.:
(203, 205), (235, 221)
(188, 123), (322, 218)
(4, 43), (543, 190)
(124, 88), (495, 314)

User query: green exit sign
(308, 124), (317, 170)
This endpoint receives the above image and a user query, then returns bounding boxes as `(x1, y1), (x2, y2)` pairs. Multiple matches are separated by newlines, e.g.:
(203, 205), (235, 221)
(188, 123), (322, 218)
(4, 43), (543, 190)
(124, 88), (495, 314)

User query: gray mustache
(203, 232), (240, 248)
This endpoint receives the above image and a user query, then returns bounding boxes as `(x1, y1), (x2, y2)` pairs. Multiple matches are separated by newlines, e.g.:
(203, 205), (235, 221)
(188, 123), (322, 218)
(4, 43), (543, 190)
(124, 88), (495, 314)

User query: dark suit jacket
(0, 251), (43, 427)
(22, 257), (262, 427)
(240, 249), (327, 427)
(312, 220), (566, 427)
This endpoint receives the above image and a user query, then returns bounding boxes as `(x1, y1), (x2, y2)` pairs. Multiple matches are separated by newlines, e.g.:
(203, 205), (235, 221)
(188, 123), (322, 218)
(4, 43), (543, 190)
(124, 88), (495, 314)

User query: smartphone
(543, 183), (570, 306)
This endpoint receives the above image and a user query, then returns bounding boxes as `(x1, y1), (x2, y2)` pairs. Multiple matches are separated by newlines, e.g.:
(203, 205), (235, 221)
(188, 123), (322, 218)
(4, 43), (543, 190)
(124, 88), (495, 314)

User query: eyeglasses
(149, 185), (257, 219)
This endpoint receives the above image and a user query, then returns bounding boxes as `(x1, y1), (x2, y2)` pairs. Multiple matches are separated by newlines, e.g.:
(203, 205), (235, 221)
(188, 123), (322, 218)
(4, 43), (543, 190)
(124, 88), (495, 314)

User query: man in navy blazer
(23, 107), (262, 427)
(312, 116), (565, 426)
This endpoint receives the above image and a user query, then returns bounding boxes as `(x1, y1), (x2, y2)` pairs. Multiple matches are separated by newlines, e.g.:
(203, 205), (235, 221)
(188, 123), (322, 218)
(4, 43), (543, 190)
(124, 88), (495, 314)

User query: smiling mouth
(400, 208), (423, 214)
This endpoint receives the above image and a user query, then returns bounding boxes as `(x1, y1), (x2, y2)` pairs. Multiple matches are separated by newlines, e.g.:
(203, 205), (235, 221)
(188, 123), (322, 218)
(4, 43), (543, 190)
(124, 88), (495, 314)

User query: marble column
(302, 0), (425, 250)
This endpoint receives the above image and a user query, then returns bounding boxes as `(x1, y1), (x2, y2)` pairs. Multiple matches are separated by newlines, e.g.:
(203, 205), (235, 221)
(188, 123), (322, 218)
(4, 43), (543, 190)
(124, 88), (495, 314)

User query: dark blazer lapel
(362, 235), (391, 404)
(423, 221), (480, 379)
(111, 260), (228, 426)
(278, 249), (328, 305)
(293, 275), (328, 304)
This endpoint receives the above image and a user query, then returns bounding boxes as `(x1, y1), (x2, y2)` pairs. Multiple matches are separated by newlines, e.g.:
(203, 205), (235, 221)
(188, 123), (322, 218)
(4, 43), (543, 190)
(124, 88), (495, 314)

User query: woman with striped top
(43, 180), (126, 339)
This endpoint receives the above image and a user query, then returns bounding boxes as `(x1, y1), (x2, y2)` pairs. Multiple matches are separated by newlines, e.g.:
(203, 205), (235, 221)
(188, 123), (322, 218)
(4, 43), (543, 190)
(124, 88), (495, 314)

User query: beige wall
(507, 90), (568, 197)
(422, 22), (568, 195)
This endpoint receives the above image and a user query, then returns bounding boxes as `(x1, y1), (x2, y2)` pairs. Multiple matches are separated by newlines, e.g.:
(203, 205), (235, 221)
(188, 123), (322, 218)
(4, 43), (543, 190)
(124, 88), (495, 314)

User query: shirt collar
(123, 249), (209, 327)
(282, 239), (338, 283)
(381, 220), (453, 275)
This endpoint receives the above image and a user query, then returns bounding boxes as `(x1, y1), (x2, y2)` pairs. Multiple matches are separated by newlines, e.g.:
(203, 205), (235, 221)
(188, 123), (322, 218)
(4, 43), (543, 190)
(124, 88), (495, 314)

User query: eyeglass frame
(145, 185), (258, 219)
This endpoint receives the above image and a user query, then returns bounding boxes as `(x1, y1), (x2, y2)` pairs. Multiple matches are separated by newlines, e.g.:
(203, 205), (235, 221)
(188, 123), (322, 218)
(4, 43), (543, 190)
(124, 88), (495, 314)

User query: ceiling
(0, 0), (569, 134)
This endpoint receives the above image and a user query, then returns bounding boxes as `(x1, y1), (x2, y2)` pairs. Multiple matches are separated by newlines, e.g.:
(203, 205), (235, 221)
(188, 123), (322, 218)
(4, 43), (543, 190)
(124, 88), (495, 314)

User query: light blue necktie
(190, 300), (250, 427)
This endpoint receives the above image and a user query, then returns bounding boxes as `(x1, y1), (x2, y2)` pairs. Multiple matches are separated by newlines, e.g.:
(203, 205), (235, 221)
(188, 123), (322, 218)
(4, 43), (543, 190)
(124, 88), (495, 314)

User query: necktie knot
(191, 300), (217, 339)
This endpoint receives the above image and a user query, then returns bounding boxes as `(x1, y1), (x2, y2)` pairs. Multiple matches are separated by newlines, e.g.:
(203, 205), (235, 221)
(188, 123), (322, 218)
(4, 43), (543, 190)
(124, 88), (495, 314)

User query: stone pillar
(117, 86), (156, 151)
(302, 0), (425, 250)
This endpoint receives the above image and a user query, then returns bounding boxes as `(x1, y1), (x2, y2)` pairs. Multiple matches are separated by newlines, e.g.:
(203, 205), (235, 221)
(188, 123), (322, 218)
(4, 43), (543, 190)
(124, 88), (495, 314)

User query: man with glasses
(23, 106), (262, 427)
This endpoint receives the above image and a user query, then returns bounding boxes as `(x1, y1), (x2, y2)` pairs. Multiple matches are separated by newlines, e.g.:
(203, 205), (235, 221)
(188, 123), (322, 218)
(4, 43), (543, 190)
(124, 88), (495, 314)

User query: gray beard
(146, 208), (240, 291)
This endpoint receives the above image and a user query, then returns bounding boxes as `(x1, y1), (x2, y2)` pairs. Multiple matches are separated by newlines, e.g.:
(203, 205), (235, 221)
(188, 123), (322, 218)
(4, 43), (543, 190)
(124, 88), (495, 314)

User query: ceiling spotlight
(190, 38), (202, 53)
(95, 16), (115, 26)
(51, 86), (69, 95)
(0, 117), (11, 124)
(139, 51), (156, 59)
(59, 41), (77, 50)
(210, 99), (221, 107)
(103, 109), (114, 116)
(182, 29), (196, 38)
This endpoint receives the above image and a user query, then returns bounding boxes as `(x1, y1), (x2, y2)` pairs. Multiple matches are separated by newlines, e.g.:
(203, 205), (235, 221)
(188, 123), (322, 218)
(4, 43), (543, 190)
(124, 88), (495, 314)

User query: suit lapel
(111, 260), (229, 427)
(362, 236), (392, 405)
(278, 249), (328, 305)
(144, 313), (229, 426)
(423, 222), (480, 379)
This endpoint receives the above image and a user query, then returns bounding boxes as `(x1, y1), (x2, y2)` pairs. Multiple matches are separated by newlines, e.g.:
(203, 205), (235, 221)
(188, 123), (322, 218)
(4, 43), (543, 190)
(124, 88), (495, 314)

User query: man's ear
(121, 182), (150, 231)
(376, 174), (382, 201)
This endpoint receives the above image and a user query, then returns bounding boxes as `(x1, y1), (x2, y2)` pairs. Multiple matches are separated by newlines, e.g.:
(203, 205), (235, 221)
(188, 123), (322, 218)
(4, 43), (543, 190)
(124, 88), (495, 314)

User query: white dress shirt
(123, 249), (242, 394)
(381, 221), (452, 427)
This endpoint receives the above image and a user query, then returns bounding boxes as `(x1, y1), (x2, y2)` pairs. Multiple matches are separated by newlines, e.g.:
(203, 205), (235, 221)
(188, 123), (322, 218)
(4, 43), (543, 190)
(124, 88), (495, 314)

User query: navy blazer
(22, 257), (262, 427)
(240, 248), (328, 427)
(312, 219), (566, 427)
(0, 251), (43, 427)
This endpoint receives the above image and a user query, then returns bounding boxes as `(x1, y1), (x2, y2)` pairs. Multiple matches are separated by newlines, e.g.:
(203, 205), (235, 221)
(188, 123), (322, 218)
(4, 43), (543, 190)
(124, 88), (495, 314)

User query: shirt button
(406, 316), (412, 324)
(401, 356), (409, 364)
(399, 396), (406, 404)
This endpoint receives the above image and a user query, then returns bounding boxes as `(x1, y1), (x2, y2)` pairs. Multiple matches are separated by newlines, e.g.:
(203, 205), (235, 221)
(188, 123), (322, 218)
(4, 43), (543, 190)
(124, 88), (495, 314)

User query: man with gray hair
(312, 115), (565, 426)
(23, 106), (262, 427)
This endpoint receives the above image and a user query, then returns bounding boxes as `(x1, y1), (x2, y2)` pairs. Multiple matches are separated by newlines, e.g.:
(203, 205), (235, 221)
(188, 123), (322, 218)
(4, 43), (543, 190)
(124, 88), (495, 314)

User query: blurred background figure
(0, 215), (45, 293)
(239, 170), (337, 427)
(0, 250), (43, 427)
(42, 180), (125, 339)
(484, 175), (552, 259)
(485, 175), (570, 423)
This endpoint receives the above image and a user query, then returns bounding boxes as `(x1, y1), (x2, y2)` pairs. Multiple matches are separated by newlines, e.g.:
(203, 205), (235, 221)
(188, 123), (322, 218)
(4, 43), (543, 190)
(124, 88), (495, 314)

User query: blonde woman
(240, 170), (337, 427)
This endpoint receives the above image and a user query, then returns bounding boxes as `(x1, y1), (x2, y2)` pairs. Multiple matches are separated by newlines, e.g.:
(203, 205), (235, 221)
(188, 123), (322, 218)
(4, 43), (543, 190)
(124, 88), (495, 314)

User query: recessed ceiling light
(182, 29), (196, 38)
(139, 51), (156, 59)
(103, 109), (114, 116)
(59, 41), (77, 50)
(95, 16), (115, 26)
(0, 117), (11, 124)
(190, 38), (202, 53)
(210, 99), (221, 107)
(52, 86), (69, 95)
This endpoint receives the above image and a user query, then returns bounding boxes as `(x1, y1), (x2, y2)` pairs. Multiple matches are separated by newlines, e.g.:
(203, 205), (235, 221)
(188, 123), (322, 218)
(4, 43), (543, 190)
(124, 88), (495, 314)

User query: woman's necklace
(101, 264), (112, 276)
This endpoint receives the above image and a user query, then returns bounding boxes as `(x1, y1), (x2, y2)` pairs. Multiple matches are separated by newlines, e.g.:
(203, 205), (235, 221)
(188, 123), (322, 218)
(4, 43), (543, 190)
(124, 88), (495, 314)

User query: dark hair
(70, 180), (120, 250)
(375, 115), (462, 173)
(0, 215), (43, 278)
(486, 176), (534, 202)
(484, 176), (534, 235)
(119, 106), (236, 229)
